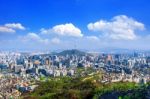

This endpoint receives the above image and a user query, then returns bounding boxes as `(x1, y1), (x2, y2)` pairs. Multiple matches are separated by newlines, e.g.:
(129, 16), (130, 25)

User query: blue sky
(0, 0), (150, 51)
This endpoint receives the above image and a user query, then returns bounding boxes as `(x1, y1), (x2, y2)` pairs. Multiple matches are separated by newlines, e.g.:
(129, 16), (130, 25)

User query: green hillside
(21, 69), (150, 99)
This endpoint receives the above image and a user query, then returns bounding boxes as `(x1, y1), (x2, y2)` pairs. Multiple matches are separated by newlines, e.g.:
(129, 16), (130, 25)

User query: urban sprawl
(0, 50), (150, 98)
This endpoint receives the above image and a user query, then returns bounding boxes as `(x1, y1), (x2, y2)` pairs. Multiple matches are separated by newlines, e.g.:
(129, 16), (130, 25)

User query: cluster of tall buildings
(0, 51), (150, 77)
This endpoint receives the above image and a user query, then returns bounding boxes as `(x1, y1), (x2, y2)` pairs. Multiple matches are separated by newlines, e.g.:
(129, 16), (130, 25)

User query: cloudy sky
(0, 0), (150, 51)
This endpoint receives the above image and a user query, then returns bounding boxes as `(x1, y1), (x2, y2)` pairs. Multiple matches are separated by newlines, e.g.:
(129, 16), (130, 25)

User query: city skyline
(0, 0), (150, 51)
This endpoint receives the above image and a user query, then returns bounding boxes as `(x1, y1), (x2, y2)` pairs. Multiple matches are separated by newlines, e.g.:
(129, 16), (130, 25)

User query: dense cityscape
(1, 0), (150, 99)
(0, 49), (150, 98)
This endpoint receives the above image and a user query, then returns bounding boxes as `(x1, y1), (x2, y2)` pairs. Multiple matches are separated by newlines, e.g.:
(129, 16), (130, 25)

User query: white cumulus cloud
(25, 33), (41, 40)
(41, 23), (83, 37)
(0, 23), (25, 33)
(87, 15), (145, 40)
(5, 23), (25, 30)
(0, 26), (15, 33)
(21, 33), (49, 44)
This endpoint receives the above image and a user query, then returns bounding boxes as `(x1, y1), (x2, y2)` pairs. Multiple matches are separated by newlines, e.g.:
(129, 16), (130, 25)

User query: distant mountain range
(29, 48), (150, 56)
(54, 48), (148, 56)
(56, 49), (87, 56)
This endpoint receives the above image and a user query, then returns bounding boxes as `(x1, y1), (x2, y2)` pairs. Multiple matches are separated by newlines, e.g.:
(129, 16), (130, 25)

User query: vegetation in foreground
(21, 71), (150, 99)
